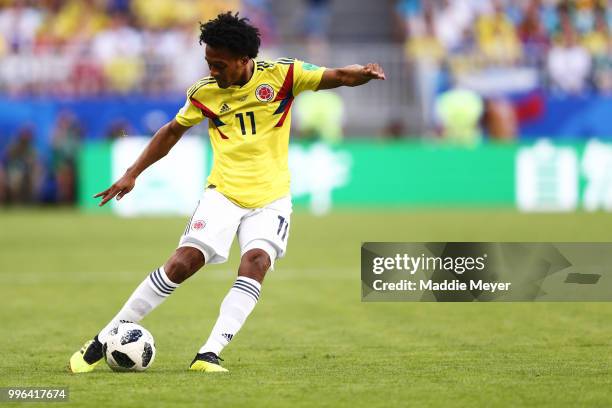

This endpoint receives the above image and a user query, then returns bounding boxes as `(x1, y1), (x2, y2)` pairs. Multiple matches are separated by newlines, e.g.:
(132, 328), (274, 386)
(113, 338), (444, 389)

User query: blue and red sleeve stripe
(189, 97), (229, 139)
(273, 63), (294, 128)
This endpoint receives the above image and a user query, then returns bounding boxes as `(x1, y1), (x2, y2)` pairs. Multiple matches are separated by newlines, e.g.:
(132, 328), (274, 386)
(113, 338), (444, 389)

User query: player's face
(205, 45), (250, 89)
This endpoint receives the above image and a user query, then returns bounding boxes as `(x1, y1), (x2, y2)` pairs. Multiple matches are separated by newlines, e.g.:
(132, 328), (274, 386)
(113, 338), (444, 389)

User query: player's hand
(94, 174), (136, 206)
(362, 63), (386, 80)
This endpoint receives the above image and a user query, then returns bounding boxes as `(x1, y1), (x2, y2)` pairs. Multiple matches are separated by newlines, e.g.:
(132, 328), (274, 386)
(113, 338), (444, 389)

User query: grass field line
(0, 267), (357, 285)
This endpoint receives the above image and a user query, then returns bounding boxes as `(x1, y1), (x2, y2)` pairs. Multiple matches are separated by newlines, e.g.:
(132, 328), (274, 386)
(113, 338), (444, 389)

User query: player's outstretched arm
(94, 119), (191, 206)
(316, 63), (386, 90)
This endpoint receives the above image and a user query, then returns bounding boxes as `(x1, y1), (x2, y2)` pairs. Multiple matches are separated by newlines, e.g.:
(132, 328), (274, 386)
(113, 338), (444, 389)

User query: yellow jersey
(175, 58), (326, 208)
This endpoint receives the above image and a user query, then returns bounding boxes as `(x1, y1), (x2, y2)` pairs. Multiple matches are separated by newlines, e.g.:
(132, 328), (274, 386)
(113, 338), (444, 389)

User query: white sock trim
(232, 276), (262, 302)
(158, 266), (180, 287)
(148, 266), (179, 297)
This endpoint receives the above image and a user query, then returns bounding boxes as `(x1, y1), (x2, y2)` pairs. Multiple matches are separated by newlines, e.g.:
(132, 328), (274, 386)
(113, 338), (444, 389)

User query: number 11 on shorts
(277, 215), (289, 241)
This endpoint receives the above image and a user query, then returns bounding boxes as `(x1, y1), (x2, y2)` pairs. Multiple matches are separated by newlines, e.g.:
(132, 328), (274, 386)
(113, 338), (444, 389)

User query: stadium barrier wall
(3, 93), (612, 156)
(78, 138), (612, 215)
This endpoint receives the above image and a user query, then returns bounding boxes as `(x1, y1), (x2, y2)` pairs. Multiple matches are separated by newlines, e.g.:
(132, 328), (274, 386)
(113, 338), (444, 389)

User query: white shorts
(178, 188), (292, 267)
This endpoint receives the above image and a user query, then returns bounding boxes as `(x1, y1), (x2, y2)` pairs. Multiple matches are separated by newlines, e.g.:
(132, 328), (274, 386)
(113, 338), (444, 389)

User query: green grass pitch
(1, 209), (611, 407)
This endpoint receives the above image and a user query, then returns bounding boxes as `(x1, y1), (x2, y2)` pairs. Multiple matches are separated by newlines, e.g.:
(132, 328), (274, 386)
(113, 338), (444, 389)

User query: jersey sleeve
(292, 60), (326, 96)
(175, 89), (205, 127)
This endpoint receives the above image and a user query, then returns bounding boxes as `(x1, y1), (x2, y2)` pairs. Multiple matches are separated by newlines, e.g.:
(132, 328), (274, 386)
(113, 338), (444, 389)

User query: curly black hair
(199, 12), (261, 58)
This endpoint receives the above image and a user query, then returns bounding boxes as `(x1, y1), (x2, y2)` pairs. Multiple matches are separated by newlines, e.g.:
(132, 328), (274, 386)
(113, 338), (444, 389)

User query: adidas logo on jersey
(219, 103), (231, 114)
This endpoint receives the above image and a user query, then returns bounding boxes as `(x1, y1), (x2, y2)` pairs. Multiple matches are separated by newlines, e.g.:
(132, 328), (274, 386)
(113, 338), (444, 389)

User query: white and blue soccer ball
(103, 323), (156, 372)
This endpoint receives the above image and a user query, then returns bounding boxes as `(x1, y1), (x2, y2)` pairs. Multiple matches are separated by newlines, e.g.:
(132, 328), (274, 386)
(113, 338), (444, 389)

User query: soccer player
(69, 12), (385, 373)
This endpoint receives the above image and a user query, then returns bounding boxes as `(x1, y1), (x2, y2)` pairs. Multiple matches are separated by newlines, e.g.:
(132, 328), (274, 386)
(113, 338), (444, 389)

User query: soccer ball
(103, 322), (156, 372)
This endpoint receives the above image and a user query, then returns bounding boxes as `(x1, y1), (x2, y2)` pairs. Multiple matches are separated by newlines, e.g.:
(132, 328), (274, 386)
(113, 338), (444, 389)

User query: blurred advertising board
(79, 136), (205, 215)
(78, 139), (612, 215)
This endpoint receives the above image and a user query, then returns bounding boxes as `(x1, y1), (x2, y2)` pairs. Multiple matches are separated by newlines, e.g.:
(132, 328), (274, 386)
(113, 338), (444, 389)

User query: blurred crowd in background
(0, 0), (279, 95)
(395, 0), (612, 145)
(0, 0), (608, 95)
(1, 0), (612, 206)
(398, 0), (612, 94)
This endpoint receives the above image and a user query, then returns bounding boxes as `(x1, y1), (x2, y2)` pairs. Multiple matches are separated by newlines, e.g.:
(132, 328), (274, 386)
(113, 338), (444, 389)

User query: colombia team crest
(192, 220), (206, 230)
(255, 84), (275, 102)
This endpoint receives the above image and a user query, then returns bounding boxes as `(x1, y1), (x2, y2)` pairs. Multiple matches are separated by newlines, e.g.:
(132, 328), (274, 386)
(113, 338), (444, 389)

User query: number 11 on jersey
(236, 112), (256, 136)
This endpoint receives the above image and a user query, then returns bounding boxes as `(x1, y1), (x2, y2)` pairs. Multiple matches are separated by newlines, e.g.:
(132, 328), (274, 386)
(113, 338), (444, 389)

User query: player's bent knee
(164, 247), (205, 284)
(238, 249), (271, 283)
(244, 248), (271, 271)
